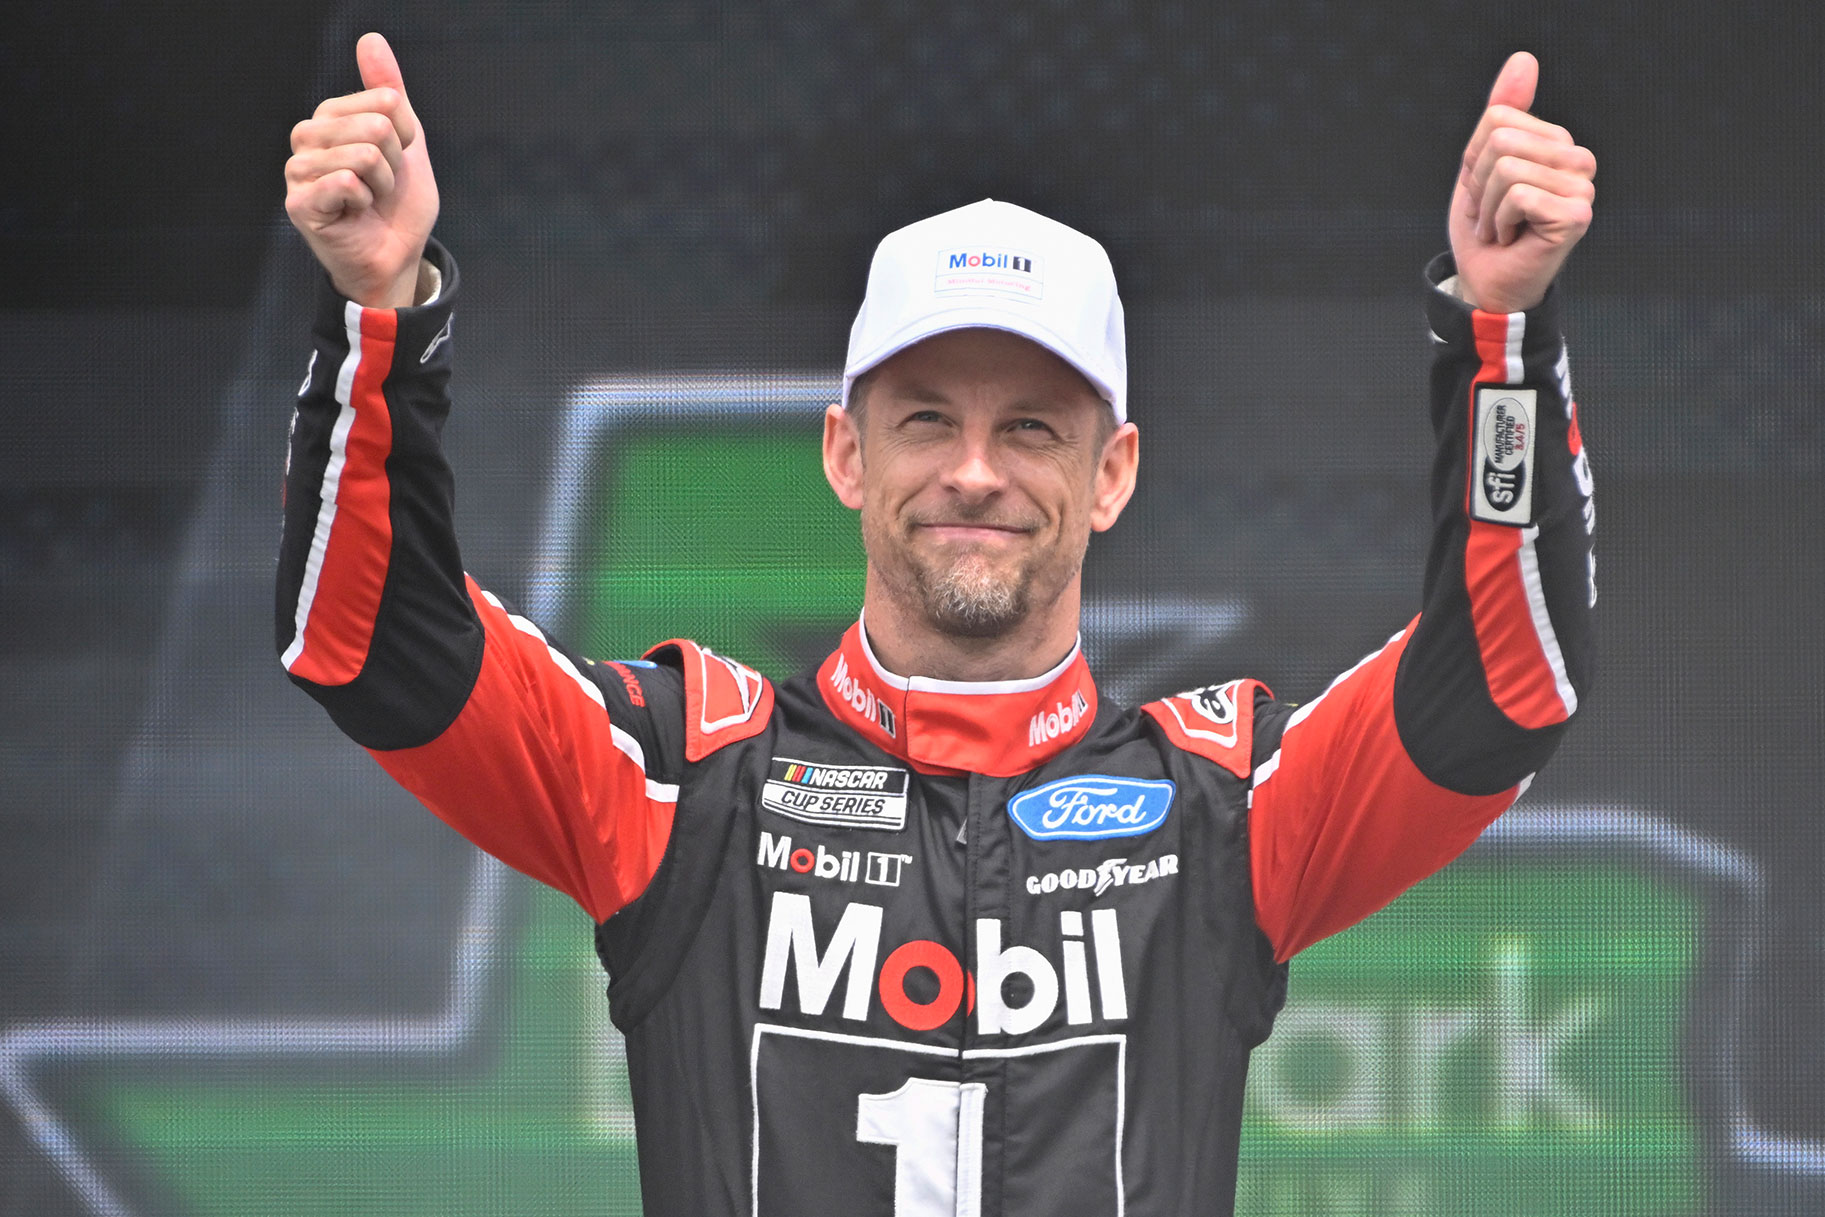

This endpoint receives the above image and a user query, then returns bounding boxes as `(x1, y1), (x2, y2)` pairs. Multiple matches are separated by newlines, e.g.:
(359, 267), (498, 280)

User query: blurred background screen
(3, 1), (1820, 1213)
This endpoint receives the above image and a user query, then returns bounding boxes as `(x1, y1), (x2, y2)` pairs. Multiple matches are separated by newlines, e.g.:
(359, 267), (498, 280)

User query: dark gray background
(2, 0), (1819, 1211)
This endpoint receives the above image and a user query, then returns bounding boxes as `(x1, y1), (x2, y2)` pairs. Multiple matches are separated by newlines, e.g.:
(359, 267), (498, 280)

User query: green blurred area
(575, 429), (866, 677)
(96, 885), (642, 1216)
(1239, 865), (1704, 1216)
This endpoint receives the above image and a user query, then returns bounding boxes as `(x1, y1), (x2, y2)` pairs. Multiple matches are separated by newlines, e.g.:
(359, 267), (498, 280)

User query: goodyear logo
(1008, 775), (1175, 841)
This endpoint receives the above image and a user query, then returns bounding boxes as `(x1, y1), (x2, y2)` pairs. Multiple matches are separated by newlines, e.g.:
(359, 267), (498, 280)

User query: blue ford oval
(1007, 775), (1177, 842)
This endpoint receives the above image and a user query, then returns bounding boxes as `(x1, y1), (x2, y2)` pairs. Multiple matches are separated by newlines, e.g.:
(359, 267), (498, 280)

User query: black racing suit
(277, 239), (1594, 1216)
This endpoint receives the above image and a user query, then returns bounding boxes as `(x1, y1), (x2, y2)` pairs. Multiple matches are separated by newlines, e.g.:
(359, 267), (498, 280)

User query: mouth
(914, 522), (1035, 544)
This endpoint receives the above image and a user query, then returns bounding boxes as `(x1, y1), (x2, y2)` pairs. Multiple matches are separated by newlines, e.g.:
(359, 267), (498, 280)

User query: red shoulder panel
(1140, 677), (1268, 780)
(643, 639), (775, 762)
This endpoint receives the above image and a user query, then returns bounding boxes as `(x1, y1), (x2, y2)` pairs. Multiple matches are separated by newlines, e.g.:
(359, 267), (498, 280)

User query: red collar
(816, 620), (1099, 777)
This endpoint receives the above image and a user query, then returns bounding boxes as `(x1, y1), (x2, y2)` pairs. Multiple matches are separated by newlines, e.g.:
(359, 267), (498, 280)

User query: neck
(859, 571), (1084, 682)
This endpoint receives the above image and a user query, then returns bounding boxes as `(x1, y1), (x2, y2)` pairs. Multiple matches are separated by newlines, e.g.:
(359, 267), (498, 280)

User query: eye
(1011, 418), (1057, 436)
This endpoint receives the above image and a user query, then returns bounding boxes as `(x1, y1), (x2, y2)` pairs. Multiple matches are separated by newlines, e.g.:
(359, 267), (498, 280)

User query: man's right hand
(285, 32), (440, 308)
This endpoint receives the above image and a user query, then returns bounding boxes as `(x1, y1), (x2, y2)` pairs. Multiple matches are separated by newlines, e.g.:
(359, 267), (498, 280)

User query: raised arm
(1247, 53), (1598, 960)
(276, 35), (692, 923)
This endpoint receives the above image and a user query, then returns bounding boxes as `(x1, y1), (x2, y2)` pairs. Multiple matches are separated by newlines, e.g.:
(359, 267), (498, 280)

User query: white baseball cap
(843, 199), (1129, 422)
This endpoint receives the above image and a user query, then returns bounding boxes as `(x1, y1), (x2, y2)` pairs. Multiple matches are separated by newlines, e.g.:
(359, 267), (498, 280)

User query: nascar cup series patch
(1471, 386), (1538, 525)
(760, 758), (910, 831)
(1007, 775), (1176, 842)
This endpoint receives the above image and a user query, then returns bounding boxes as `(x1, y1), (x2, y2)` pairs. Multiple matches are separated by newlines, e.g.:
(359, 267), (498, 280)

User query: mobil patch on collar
(1007, 775), (1176, 841)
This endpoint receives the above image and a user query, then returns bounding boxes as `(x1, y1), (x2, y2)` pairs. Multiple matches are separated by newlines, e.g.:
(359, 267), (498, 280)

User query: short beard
(914, 552), (1030, 638)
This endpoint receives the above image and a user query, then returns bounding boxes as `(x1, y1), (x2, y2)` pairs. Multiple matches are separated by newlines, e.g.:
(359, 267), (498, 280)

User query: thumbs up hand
(284, 33), (440, 308)
(1448, 52), (1596, 314)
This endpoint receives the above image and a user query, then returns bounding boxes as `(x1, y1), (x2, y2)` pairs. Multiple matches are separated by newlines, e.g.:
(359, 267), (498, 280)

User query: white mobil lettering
(758, 831), (911, 887)
(829, 654), (896, 736)
(830, 653), (873, 718)
(758, 892), (882, 1022)
(974, 917), (1058, 1036)
(757, 892), (1127, 1033)
(1026, 853), (1179, 897)
(758, 831), (792, 869)
(973, 909), (1126, 1033)
(1028, 691), (1091, 748)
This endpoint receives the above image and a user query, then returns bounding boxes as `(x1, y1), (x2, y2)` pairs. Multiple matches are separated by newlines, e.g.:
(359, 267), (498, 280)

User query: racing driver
(278, 34), (1597, 1217)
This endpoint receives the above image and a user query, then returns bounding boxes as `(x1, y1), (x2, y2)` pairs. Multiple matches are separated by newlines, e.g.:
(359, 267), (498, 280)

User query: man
(279, 33), (1595, 1216)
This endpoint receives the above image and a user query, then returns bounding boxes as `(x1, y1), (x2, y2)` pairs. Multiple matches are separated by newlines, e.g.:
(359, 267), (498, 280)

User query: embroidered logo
(761, 758), (910, 831)
(1007, 775), (1175, 841)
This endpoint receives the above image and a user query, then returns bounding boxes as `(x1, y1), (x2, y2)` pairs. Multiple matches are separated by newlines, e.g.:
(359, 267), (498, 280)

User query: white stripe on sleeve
(1504, 310), (1526, 384)
(1251, 626), (1407, 794)
(481, 590), (679, 804)
(1515, 525), (1578, 718)
(281, 303), (365, 672)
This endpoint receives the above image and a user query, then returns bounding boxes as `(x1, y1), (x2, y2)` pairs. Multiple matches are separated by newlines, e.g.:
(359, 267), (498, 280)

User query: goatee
(914, 553), (1030, 638)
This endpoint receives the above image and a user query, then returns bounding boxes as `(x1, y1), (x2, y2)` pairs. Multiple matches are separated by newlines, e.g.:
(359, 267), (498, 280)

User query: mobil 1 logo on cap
(1472, 387), (1538, 526)
(933, 247), (1044, 301)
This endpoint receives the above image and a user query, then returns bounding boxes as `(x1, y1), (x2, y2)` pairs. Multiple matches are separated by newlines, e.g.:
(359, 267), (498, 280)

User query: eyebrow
(886, 383), (1076, 416)
(890, 384), (953, 406)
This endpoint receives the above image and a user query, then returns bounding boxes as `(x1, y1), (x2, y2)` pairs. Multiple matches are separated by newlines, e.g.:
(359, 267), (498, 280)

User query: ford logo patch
(1007, 775), (1176, 841)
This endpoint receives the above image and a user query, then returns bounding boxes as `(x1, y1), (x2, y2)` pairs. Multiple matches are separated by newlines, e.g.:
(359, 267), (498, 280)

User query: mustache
(906, 508), (1042, 532)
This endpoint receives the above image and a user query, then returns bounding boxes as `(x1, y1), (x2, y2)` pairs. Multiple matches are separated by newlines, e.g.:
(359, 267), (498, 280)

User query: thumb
(357, 31), (407, 94)
(355, 32), (422, 147)
(1486, 50), (1539, 114)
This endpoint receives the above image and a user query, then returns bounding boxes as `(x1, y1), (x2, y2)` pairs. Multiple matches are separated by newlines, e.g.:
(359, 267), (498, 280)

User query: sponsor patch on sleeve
(760, 758), (910, 831)
(1471, 387), (1537, 526)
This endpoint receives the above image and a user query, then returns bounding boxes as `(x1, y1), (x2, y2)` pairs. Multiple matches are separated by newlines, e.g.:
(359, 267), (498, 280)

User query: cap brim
(842, 306), (1122, 419)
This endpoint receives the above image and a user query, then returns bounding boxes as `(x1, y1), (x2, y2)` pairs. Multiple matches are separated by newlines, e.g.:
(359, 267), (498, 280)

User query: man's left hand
(1450, 51), (1596, 313)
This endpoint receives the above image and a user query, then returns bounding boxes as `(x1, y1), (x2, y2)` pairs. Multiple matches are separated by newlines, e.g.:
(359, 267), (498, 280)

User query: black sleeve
(276, 239), (482, 750)
(276, 241), (698, 920)
(1394, 252), (1596, 794)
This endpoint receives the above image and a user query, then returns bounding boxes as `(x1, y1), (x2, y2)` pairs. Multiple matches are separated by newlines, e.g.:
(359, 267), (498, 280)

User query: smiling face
(824, 328), (1139, 645)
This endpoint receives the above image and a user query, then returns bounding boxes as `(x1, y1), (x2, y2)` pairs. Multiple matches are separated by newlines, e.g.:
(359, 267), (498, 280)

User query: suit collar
(816, 619), (1099, 777)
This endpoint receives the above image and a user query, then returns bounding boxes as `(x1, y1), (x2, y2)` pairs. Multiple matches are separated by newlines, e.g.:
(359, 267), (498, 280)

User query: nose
(939, 430), (1008, 500)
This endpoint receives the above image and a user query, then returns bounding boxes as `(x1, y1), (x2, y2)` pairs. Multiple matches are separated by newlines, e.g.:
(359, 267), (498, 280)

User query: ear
(823, 403), (866, 510)
(1089, 420), (1139, 532)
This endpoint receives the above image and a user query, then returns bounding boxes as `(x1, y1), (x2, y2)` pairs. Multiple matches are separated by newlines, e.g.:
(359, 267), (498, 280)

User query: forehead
(865, 327), (1105, 413)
